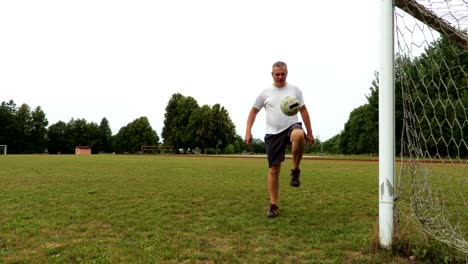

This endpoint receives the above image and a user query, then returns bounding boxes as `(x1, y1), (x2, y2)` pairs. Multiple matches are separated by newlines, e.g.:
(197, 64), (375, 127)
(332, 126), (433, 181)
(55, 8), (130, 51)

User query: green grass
(0, 155), (412, 263)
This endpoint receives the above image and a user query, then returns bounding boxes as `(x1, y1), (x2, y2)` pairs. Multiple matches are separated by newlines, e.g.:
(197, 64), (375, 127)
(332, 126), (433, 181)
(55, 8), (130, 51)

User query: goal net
(394, 0), (467, 255)
(0, 145), (6, 155)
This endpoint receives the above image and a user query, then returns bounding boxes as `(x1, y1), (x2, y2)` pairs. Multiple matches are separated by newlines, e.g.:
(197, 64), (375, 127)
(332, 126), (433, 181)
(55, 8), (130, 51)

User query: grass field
(0, 155), (414, 263)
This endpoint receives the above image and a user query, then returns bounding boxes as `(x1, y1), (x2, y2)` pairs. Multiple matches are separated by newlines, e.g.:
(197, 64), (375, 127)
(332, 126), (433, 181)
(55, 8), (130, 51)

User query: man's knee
(269, 165), (281, 176)
(290, 129), (305, 143)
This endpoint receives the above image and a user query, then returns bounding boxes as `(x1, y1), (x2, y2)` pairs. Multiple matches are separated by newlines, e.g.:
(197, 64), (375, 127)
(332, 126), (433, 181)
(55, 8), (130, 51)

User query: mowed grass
(0, 155), (403, 263)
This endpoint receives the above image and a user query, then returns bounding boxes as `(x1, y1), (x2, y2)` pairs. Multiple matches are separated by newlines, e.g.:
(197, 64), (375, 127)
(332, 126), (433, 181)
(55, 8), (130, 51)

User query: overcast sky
(0, 0), (381, 141)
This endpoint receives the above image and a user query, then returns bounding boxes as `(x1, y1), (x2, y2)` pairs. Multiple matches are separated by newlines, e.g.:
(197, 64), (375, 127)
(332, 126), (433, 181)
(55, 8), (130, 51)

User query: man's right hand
(306, 133), (314, 145)
(245, 107), (259, 146)
(245, 132), (253, 145)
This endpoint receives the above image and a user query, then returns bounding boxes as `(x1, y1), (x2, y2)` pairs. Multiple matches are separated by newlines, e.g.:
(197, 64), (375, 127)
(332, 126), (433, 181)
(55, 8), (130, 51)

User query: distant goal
(0, 145), (6, 155)
(141, 145), (175, 153)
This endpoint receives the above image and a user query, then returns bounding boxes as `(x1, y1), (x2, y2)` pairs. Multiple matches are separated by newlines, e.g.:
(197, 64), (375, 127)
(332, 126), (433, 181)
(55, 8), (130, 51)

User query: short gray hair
(272, 61), (288, 72)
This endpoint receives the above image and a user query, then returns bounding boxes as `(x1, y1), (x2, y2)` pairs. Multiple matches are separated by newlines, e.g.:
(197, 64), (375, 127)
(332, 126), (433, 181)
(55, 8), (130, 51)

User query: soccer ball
(280, 96), (301, 116)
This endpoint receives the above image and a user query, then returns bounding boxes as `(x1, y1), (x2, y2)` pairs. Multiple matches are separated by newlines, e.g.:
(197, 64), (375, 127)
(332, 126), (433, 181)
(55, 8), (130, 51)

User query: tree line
(0, 99), (160, 154)
(0, 95), (264, 154)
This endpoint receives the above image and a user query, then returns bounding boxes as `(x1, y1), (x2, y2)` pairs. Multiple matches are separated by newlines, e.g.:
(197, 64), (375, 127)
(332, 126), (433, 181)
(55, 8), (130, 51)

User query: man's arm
(299, 105), (314, 145)
(245, 107), (260, 145)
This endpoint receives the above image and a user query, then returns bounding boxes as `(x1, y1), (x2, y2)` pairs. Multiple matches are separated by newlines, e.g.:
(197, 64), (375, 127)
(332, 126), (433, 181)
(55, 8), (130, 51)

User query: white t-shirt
(253, 83), (305, 135)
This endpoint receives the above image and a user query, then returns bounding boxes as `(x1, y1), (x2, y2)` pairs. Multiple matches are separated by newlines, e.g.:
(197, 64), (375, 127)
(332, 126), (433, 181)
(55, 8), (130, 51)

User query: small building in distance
(75, 146), (91, 155)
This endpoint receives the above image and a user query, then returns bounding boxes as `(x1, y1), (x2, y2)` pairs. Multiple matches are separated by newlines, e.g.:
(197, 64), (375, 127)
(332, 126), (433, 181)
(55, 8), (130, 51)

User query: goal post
(378, 0), (395, 249)
(0, 145), (6, 155)
(141, 145), (175, 153)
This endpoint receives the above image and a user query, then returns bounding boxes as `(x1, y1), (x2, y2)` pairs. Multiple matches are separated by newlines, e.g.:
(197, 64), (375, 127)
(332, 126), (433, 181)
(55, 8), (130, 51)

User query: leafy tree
(232, 134), (247, 154)
(339, 73), (380, 155)
(47, 121), (68, 154)
(97, 118), (113, 153)
(0, 100), (19, 153)
(321, 134), (342, 154)
(162, 93), (236, 154)
(209, 104), (236, 150)
(224, 144), (235, 154)
(162, 93), (199, 152)
(340, 104), (377, 154)
(397, 36), (467, 157)
(114, 117), (159, 153)
(30, 106), (48, 153)
(15, 104), (34, 153)
(187, 104), (211, 152)
(187, 104), (236, 153)
(0, 101), (48, 153)
(250, 138), (266, 153)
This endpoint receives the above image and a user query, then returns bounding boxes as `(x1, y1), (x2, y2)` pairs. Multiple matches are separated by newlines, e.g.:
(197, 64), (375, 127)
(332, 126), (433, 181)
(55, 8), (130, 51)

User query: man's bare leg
(266, 164), (281, 217)
(290, 129), (305, 187)
(291, 129), (305, 169)
(268, 164), (281, 205)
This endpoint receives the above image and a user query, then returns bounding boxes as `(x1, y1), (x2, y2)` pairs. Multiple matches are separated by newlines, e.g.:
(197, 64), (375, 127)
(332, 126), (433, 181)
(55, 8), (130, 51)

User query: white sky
(0, 0), (380, 142)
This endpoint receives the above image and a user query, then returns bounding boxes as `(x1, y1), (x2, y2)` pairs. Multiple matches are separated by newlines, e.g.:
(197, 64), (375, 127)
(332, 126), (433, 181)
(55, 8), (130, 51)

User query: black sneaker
(267, 204), (279, 218)
(290, 168), (301, 187)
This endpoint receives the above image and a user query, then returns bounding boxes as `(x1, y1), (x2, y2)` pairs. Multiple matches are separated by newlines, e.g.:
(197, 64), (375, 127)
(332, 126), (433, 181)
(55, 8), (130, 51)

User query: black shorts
(264, 123), (304, 168)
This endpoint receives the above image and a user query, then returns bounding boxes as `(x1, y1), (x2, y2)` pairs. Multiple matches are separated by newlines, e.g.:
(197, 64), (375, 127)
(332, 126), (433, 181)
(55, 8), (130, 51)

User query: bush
(224, 144), (235, 154)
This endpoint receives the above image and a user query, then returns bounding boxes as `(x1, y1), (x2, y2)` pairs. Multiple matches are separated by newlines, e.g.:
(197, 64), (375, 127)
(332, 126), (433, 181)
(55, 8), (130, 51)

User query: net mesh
(395, 0), (468, 255)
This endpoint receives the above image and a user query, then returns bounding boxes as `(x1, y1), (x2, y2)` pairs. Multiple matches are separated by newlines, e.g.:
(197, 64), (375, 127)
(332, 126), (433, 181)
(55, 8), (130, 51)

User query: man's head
(271, 61), (288, 88)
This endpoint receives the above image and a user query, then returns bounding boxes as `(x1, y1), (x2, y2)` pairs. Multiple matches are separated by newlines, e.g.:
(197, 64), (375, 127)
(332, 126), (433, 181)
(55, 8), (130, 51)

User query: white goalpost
(0, 145), (6, 155)
(378, 0), (395, 249)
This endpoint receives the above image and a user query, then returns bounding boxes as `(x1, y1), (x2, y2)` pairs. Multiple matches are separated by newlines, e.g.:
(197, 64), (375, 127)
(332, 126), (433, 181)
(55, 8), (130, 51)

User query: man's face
(272, 66), (287, 87)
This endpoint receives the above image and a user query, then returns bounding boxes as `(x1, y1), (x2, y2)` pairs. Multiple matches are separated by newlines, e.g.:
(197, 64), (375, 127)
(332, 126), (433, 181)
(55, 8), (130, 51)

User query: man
(245, 61), (314, 218)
